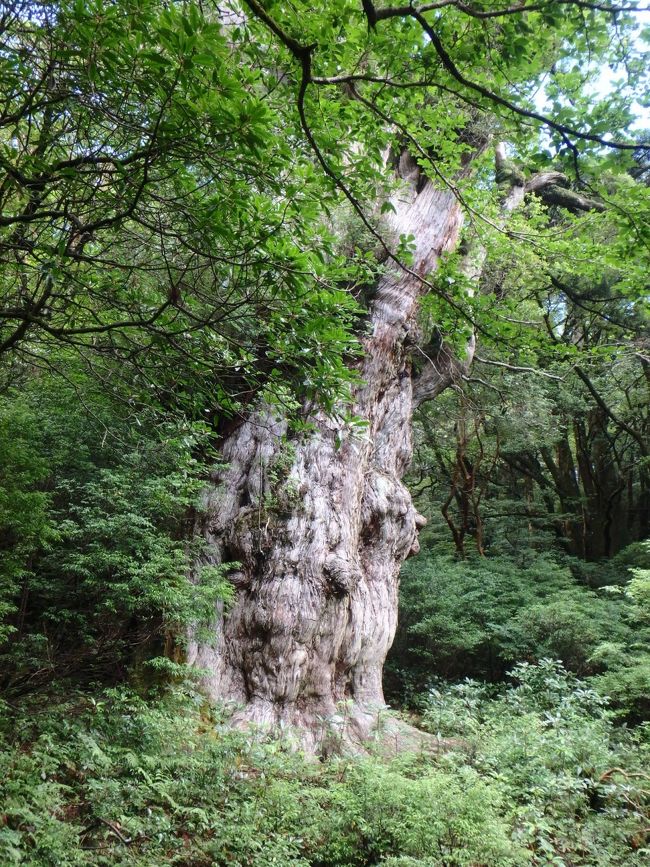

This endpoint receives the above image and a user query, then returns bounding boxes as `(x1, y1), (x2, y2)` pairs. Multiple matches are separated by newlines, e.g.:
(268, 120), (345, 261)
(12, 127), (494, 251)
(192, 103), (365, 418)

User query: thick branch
(412, 145), (526, 407)
(535, 184), (605, 212)
(374, 1), (650, 21)
(524, 168), (605, 211)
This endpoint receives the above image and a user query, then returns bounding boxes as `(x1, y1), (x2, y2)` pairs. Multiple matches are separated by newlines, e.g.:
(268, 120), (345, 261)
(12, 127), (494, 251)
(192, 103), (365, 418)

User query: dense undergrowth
(1, 661), (648, 866)
(1, 2), (649, 865)
(388, 545), (650, 723)
(1, 366), (649, 866)
(0, 372), (233, 694)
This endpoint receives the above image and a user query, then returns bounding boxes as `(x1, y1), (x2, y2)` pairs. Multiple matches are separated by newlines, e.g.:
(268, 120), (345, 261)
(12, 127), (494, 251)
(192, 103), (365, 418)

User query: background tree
(390, 161), (650, 714)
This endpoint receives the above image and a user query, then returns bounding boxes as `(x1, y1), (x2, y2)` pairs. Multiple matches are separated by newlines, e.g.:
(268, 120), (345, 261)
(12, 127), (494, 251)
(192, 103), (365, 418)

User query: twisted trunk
(188, 170), (464, 751)
(188, 143), (583, 750)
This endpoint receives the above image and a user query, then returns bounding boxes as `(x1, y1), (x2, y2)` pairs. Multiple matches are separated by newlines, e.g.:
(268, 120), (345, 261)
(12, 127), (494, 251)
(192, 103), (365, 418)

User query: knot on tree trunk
(323, 552), (363, 595)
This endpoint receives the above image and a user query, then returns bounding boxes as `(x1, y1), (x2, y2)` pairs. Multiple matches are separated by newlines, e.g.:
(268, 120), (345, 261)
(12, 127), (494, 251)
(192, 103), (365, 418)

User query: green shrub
(2, 673), (647, 866)
(421, 660), (650, 865)
(304, 759), (523, 866)
(0, 687), (520, 866)
(0, 375), (231, 690)
(389, 550), (638, 701)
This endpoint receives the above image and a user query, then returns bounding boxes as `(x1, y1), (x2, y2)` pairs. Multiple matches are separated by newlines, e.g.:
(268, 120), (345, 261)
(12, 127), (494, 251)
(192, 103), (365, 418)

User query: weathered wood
(188, 140), (599, 751)
(189, 139), (592, 751)
(188, 165), (464, 751)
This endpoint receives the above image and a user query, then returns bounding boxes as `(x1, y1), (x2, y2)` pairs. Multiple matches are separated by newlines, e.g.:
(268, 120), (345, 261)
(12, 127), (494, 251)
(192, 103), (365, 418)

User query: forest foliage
(1, 0), (649, 864)
(1, 663), (649, 866)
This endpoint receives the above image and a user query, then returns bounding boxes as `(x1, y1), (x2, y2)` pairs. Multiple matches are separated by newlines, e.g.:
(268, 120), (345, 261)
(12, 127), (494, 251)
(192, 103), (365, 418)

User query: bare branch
(474, 354), (563, 379)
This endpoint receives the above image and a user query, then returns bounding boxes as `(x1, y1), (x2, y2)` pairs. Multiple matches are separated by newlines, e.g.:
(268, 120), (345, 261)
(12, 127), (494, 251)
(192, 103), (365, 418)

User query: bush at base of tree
(0, 663), (647, 866)
(0, 367), (233, 693)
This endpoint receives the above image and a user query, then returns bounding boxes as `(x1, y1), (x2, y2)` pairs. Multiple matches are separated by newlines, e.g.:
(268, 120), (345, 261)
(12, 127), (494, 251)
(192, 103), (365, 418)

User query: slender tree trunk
(188, 167), (465, 751)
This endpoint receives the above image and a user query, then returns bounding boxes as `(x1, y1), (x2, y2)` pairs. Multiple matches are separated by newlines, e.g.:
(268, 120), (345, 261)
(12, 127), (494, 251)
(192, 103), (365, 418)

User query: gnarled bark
(189, 140), (597, 751)
(188, 166), (464, 752)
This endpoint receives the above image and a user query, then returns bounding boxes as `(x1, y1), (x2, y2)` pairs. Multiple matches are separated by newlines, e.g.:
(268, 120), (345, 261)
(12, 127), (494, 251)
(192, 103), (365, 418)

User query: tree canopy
(2, 1), (648, 416)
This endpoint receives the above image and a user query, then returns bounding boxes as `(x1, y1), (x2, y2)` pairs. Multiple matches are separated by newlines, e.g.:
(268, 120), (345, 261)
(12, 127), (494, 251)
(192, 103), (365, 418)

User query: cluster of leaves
(389, 545), (650, 721)
(591, 543), (650, 724)
(420, 660), (650, 866)
(0, 0), (370, 420)
(4, 0), (647, 427)
(0, 685), (523, 866)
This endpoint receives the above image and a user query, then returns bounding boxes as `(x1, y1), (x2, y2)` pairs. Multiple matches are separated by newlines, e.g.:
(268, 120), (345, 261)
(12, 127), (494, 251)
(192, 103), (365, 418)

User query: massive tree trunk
(188, 163), (465, 752)
(187, 139), (585, 750)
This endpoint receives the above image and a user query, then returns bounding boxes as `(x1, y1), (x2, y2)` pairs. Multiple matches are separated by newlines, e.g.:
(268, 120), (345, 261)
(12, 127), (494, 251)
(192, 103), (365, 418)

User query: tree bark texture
(188, 168), (465, 751)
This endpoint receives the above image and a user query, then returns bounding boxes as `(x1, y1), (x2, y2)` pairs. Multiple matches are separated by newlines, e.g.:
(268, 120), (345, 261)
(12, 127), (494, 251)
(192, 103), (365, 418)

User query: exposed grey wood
(188, 166), (464, 751)
(188, 141), (601, 751)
